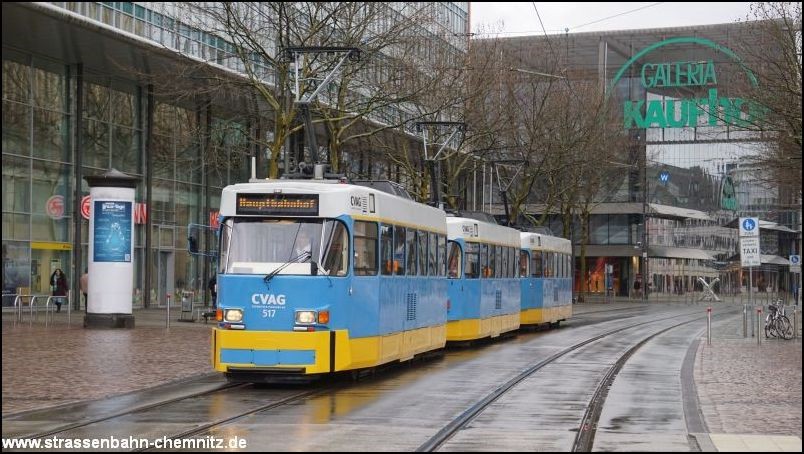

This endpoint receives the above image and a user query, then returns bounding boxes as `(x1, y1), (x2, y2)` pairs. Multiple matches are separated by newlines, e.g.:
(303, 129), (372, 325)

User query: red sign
(81, 195), (91, 219)
(209, 210), (220, 229)
(134, 203), (148, 225)
(81, 195), (147, 224)
(46, 195), (65, 220)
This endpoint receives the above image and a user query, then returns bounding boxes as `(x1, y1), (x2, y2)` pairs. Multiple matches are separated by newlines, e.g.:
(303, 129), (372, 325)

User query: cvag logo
(251, 294), (287, 305)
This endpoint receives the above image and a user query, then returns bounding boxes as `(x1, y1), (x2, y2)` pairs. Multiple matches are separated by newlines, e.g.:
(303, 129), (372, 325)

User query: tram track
(16, 381), (244, 440)
(416, 306), (737, 452)
(5, 305), (720, 451)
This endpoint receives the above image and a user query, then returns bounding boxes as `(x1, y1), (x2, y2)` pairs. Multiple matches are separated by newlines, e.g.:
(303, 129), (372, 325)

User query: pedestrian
(79, 269), (88, 309)
(208, 275), (217, 309)
(50, 268), (68, 313)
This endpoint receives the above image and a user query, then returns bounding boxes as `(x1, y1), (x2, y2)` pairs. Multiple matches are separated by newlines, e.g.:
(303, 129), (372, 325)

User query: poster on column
(93, 201), (132, 262)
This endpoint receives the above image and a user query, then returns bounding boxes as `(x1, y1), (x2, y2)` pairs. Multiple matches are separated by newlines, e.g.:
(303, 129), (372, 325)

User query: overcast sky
(470, 2), (755, 36)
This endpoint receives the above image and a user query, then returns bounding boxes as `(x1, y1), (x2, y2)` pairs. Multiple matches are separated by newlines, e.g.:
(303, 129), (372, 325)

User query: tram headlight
(295, 310), (316, 325)
(223, 308), (243, 323)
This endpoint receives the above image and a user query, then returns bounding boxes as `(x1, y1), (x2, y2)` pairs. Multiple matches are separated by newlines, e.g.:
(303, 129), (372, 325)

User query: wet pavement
(1, 307), (214, 415)
(1, 300), (801, 451)
(695, 307), (802, 445)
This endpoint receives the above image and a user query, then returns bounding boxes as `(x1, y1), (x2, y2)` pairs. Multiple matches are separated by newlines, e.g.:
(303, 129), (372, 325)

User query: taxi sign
(740, 237), (761, 267)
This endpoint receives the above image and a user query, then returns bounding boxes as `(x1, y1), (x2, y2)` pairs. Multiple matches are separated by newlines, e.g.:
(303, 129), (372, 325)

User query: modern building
(475, 21), (801, 299)
(2, 2), (470, 308)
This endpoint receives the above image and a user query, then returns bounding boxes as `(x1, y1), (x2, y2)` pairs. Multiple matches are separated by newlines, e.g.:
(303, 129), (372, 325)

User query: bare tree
(737, 3), (802, 191)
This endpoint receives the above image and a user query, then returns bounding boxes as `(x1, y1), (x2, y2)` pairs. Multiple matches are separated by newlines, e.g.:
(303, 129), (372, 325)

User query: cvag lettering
(251, 294), (287, 305)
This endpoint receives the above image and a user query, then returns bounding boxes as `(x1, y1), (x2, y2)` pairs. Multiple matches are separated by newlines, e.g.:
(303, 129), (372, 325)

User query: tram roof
(220, 180), (446, 232)
(447, 217), (521, 248)
(521, 232), (572, 254)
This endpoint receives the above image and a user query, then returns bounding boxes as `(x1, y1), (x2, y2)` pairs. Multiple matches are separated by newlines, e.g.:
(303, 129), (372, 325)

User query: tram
(445, 216), (522, 341)
(210, 180), (448, 380)
(519, 232), (573, 326)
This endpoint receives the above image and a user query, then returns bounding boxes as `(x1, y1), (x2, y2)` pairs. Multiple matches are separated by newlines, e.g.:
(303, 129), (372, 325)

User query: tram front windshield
(219, 218), (348, 276)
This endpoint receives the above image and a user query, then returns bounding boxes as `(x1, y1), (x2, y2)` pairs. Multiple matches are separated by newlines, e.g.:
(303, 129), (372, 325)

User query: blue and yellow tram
(212, 181), (448, 378)
(445, 217), (522, 341)
(519, 232), (573, 325)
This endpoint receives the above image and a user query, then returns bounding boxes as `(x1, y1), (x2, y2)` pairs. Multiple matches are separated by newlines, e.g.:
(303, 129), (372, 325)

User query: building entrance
(153, 226), (175, 307)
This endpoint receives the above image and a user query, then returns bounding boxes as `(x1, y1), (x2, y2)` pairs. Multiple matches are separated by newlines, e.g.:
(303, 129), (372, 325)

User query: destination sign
(236, 193), (319, 216)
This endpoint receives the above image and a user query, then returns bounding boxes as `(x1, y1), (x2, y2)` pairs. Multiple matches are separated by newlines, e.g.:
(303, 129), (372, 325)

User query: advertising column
(84, 169), (140, 329)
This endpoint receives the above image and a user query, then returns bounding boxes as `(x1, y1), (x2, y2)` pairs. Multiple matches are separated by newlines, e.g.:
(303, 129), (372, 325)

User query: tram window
(494, 246), (508, 277)
(480, 243), (489, 278)
(394, 226), (406, 275)
(485, 244), (494, 278)
(218, 221), (231, 274)
(544, 252), (553, 277)
(428, 232), (437, 276)
(354, 221), (378, 276)
(321, 221), (348, 276)
(438, 235), (447, 276)
(519, 251), (529, 277)
(556, 253), (562, 277)
(380, 224), (394, 276)
(531, 250), (543, 277)
(512, 248), (518, 277)
(447, 241), (461, 278)
(509, 247), (516, 278)
(417, 230), (427, 276)
(495, 245), (503, 278)
(406, 228), (417, 275)
(464, 242), (479, 279)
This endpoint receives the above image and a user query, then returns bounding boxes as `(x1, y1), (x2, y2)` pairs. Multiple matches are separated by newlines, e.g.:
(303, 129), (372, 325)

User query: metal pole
(707, 307), (711, 345)
(794, 307), (799, 340)
(473, 167), (477, 211)
(482, 165), (486, 211)
(749, 266), (754, 336)
(166, 294), (171, 329)
(743, 304), (747, 338)
(757, 307), (762, 345)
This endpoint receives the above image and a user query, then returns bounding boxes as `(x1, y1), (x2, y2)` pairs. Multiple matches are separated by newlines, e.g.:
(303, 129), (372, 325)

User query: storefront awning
(761, 255), (791, 266)
(648, 204), (712, 221)
(578, 245), (715, 261)
(722, 218), (798, 233)
(649, 246), (715, 260)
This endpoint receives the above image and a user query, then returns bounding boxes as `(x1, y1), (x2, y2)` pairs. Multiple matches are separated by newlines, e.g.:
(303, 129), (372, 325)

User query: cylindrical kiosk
(84, 169), (140, 329)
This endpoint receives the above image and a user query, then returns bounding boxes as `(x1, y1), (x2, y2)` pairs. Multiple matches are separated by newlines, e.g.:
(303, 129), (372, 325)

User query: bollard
(707, 307), (712, 345)
(743, 304), (747, 338)
(166, 294), (171, 329)
(757, 307), (762, 345)
(795, 307), (799, 340)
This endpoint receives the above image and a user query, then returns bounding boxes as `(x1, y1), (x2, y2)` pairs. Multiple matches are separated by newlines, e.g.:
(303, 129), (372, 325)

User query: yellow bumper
(213, 325), (446, 375)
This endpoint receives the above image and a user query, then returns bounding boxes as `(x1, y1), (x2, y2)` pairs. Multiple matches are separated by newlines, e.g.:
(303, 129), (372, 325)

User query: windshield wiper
(263, 250), (312, 286)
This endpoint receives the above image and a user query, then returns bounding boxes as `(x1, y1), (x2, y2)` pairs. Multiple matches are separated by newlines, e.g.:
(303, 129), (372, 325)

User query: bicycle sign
(739, 217), (759, 237)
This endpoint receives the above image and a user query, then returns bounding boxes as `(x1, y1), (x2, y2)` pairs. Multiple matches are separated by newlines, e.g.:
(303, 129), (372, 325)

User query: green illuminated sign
(720, 176), (738, 211)
(610, 37), (764, 129)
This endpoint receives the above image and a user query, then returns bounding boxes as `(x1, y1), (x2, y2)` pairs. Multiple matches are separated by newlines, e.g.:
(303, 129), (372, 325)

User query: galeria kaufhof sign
(610, 37), (763, 129)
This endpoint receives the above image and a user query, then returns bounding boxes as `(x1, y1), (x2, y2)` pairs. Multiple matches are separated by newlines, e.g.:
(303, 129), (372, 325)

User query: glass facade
(1, 49), (250, 307)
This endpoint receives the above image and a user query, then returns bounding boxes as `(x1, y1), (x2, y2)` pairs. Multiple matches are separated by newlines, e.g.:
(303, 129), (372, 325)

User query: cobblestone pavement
(1, 308), (214, 415)
(695, 307), (802, 439)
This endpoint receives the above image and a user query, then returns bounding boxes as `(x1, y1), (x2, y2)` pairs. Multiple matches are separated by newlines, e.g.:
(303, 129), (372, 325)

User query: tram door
(154, 226), (175, 307)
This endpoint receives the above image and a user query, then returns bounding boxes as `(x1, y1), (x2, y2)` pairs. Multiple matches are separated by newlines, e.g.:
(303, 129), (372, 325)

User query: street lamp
(605, 159), (650, 303)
